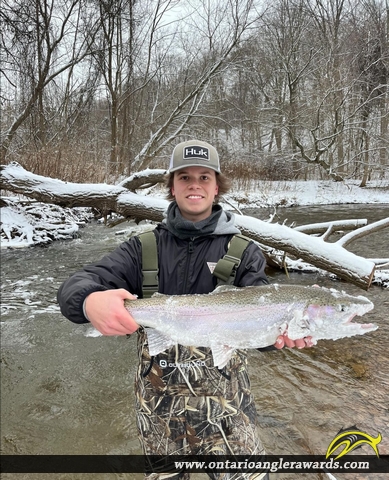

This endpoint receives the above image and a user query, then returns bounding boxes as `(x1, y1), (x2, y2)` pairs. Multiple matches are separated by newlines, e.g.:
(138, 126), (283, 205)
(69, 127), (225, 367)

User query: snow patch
(1, 197), (94, 248)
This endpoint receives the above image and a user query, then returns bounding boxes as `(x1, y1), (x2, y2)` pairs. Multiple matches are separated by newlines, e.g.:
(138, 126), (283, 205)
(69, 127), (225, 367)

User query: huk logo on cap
(169, 140), (220, 173)
(183, 146), (210, 161)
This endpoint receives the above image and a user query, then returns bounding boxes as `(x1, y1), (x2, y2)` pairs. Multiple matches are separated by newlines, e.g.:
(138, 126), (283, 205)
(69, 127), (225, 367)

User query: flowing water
(1, 204), (388, 479)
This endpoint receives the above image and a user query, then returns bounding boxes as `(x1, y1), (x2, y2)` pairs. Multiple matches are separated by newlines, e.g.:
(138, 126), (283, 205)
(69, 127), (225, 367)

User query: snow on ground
(1, 197), (94, 248)
(222, 179), (389, 209)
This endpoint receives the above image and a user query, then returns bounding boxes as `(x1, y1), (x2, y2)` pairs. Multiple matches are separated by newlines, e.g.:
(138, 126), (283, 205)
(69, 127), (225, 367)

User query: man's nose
(188, 179), (201, 188)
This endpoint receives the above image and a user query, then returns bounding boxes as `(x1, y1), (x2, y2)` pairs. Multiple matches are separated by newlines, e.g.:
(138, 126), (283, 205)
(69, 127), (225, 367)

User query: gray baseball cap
(169, 140), (221, 173)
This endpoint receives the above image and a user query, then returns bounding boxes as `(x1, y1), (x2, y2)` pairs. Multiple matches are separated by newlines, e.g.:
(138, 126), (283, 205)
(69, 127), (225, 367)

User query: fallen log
(234, 216), (376, 290)
(118, 169), (167, 191)
(336, 217), (389, 248)
(294, 219), (368, 235)
(1, 162), (380, 289)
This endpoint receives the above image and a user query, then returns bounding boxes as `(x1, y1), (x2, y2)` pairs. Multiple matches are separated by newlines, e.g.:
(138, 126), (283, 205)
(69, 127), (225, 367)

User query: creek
(1, 204), (388, 479)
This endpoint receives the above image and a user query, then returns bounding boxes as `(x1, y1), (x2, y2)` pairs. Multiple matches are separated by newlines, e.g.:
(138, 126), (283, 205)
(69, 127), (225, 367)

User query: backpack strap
(138, 230), (159, 298)
(213, 234), (252, 285)
(138, 231), (251, 296)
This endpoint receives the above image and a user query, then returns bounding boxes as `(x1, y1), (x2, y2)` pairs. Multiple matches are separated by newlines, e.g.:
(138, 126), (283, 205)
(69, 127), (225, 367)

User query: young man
(58, 140), (311, 479)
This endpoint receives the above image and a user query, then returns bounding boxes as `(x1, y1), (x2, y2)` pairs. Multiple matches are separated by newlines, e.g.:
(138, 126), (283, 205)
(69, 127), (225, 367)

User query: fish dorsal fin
(145, 328), (176, 356)
(210, 343), (235, 369)
(211, 285), (239, 295)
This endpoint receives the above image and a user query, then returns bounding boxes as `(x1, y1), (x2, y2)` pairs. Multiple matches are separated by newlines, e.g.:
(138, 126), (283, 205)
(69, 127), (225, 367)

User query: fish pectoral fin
(145, 328), (176, 356)
(211, 343), (235, 369)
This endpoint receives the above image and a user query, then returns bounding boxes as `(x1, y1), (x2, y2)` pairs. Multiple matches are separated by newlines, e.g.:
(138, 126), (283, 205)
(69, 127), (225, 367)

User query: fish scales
(124, 284), (376, 368)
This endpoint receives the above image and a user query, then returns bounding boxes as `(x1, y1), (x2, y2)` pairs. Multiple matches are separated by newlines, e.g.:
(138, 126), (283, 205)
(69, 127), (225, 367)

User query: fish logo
(326, 426), (382, 459)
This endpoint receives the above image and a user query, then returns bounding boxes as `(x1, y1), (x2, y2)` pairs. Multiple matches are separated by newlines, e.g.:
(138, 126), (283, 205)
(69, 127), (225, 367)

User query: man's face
(171, 166), (219, 222)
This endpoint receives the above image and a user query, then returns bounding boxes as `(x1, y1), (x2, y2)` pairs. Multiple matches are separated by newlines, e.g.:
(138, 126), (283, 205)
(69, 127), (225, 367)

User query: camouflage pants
(135, 333), (268, 480)
(137, 394), (269, 480)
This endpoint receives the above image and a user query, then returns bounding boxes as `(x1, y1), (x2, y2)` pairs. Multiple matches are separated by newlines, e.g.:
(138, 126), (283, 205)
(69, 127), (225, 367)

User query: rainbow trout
(124, 284), (376, 368)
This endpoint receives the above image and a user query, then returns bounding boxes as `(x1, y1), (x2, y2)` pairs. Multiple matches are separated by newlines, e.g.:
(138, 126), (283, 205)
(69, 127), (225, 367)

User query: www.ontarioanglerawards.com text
(1, 455), (388, 474)
(172, 456), (376, 474)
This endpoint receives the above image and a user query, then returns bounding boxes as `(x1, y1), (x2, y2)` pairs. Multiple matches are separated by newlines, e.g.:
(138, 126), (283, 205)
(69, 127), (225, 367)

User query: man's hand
(84, 289), (139, 335)
(274, 333), (315, 349)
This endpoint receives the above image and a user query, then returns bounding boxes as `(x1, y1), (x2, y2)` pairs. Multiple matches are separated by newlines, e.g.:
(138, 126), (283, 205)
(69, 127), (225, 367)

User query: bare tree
(89, 0), (140, 172)
(0, 0), (100, 162)
(248, 0), (389, 182)
(347, 0), (389, 185)
(129, 0), (259, 172)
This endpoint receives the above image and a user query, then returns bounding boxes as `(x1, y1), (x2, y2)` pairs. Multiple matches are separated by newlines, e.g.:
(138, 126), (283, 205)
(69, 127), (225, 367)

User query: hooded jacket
(57, 203), (272, 405)
(57, 203), (269, 324)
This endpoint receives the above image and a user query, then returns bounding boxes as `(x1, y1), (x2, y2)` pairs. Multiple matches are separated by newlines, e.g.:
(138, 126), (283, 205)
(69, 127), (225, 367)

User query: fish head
(288, 286), (377, 341)
(306, 287), (374, 320)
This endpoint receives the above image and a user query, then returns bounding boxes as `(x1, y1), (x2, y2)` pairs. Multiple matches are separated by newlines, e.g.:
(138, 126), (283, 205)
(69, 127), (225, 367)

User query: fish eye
(339, 304), (347, 312)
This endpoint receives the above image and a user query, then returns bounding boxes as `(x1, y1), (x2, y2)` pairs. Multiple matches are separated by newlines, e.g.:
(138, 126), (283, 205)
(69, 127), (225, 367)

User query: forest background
(1, 0), (388, 188)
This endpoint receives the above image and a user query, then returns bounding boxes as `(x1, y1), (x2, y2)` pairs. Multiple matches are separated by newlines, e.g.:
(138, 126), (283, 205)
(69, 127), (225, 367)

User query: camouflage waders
(135, 329), (269, 480)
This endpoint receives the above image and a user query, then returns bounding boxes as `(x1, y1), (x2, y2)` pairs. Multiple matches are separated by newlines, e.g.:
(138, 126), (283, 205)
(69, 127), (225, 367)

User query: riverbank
(1, 179), (389, 249)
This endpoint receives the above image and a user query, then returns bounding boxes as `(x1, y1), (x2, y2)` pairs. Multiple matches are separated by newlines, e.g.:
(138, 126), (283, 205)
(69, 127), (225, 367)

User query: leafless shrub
(18, 148), (113, 184)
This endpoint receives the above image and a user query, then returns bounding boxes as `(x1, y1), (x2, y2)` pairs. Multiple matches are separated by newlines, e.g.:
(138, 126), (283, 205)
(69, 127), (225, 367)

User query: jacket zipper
(182, 237), (195, 293)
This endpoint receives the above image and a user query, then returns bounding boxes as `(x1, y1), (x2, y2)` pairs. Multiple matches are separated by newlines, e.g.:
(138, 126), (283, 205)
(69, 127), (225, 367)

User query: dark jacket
(57, 223), (269, 324)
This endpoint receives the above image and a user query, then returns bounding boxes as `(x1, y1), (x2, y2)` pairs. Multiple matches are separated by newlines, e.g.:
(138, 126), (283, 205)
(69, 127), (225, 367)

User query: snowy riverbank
(1, 179), (389, 288)
(225, 178), (389, 210)
(2, 179), (388, 249)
